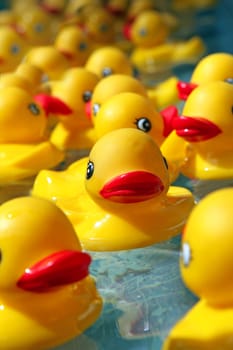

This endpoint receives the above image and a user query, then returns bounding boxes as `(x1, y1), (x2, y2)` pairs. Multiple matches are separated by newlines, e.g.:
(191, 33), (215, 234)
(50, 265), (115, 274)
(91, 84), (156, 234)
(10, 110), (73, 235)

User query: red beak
(34, 94), (73, 117)
(173, 115), (222, 142)
(100, 171), (164, 203)
(17, 250), (91, 293)
(177, 81), (198, 100)
(160, 105), (179, 137)
(123, 20), (133, 40)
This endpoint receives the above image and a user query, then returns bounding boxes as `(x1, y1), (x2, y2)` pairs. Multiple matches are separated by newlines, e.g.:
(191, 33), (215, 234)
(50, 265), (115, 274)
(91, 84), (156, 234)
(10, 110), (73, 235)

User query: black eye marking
(102, 67), (113, 77)
(163, 157), (168, 169)
(134, 117), (152, 132)
(28, 103), (40, 115)
(83, 90), (92, 102)
(86, 160), (94, 179)
(93, 103), (100, 116)
(224, 78), (233, 84)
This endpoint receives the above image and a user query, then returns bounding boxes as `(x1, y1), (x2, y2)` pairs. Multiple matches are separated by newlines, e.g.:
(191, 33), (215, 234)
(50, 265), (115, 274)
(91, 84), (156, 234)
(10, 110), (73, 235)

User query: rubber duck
(85, 45), (135, 78)
(17, 5), (60, 45)
(91, 91), (176, 146)
(24, 45), (70, 81)
(163, 187), (233, 350)
(88, 73), (148, 121)
(125, 10), (205, 72)
(54, 24), (93, 67)
(0, 86), (65, 185)
(0, 196), (102, 349)
(42, 67), (100, 151)
(0, 26), (28, 73)
(15, 62), (45, 92)
(32, 128), (194, 251)
(177, 52), (233, 100)
(172, 80), (233, 180)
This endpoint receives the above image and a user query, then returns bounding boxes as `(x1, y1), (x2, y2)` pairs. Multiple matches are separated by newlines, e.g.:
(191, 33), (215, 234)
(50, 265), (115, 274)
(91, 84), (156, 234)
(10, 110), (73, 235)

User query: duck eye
(224, 78), (233, 85)
(0, 250), (2, 263)
(180, 242), (192, 267)
(93, 103), (100, 116)
(135, 117), (151, 132)
(28, 103), (40, 115)
(99, 23), (109, 33)
(102, 67), (113, 77)
(86, 160), (94, 179)
(79, 42), (87, 51)
(139, 28), (147, 37)
(83, 90), (92, 102)
(163, 156), (168, 169)
(10, 44), (20, 55)
(34, 23), (44, 33)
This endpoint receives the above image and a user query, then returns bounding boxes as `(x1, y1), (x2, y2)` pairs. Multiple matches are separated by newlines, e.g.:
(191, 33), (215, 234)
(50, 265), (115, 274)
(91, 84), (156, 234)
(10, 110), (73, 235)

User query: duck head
(85, 128), (170, 204)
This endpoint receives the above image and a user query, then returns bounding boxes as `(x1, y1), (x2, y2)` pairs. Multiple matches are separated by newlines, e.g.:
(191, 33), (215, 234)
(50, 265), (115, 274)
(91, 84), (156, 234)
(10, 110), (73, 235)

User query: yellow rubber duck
(0, 196), (102, 350)
(163, 187), (233, 350)
(91, 91), (176, 146)
(43, 67), (100, 151)
(0, 26), (29, 73)
(126, 10), (206, 72)
(54, 24), (94, 67)
(171, 80), (233, 180)
(32, 128), (194, 251)
(177, 52), (233, 100)
(85, 45), (135, 78)
(24, 45), (70, 81)
(0, 86), (64, 185)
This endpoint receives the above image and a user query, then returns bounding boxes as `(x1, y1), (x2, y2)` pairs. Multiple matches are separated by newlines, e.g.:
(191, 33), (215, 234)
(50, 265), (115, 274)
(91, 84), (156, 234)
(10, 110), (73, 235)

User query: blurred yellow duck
(41, 67), (100, 151)
(54, 24), (93, 67)
(32, 128), (194, 251)
(0, 86), (65, 184)
(24, 45), (70, 81)
(0, 26), (29, 73)
(171, 80), (233, 180)
(85, 45), (135, 78)
(0, 196), (102, 350)
(177, 52), (233, 100)
(125, 10), (205, 72)
(163, 187), (233, 350)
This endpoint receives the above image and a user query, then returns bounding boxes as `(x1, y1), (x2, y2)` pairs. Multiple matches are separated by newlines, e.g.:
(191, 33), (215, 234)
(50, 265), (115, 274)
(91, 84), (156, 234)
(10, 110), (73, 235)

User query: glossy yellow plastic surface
(85, 45), (134, 78)
(0, 26), (28, 73)
(0, 86), (64, 184)
(32, 128), (194, 251)
(50, 67), (100, 150)
(177, 81), (233, 180)
(0, 196), (102, 350)
(163, 187), (233, 350)
(93, 91), (165, 146)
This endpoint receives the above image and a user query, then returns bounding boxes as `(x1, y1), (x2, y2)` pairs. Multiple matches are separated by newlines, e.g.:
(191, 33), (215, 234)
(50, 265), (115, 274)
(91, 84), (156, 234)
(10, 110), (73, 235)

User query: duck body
(0, 196), (102, 350)
(32, 128), (194, 251)
(163, 187), (233, 350)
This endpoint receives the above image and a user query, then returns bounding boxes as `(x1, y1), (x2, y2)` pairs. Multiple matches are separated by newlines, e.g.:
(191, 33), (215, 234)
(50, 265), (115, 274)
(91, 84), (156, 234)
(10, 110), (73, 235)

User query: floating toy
(177, 52), (233, 100)
(39, 67), (100, 151)
(85, 45), (134, 78)
(0, 196), (102, 349)
(0, 86), (65, 185)
(24, 45), (70, 81)
(125, 10), (205, 72)
(32, 128), (194, 251)
(0, 26), (28, 73)
(172, 80), (233, 180)
(54, 24), (93, 67)
(163, 187), (233, 350)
